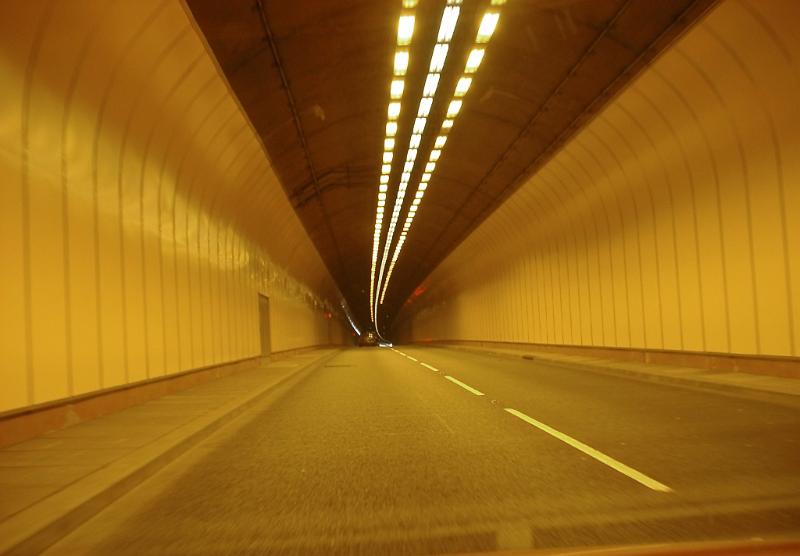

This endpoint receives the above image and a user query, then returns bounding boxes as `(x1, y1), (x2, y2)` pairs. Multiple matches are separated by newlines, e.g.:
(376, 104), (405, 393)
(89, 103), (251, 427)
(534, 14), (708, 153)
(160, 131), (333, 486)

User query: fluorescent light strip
(370, 8), (417, 322)
(373, 0), (461, 325)
(379, 7), (503, 306)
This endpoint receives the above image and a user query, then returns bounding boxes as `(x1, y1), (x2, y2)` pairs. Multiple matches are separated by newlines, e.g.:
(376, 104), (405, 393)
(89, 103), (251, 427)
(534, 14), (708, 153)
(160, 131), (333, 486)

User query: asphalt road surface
(47, 346), (800, 555)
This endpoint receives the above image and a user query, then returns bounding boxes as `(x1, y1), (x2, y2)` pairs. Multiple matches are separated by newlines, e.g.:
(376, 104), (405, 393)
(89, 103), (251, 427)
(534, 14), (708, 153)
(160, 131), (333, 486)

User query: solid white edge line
(445, 375), (485, 396)
(407, 356), (418, 362)
(504, 408), (672, 493)
(420, 362), (439, 372)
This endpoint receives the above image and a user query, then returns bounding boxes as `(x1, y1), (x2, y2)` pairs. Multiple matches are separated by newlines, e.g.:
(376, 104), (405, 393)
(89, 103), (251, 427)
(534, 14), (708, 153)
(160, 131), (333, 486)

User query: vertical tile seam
(627, 86), (708, 351)
(168, 91), (232, 371)
(590, 118), (651, 349)
(92, 1), (174, 387)
(150, 53), (208, 375)
(569, 144), (619, 347)
(59, 3), (115, 393)
(581, 131), (634, 348)
(628, 88), (685, 350)
(615, 101), (668, 350)
(704, 20), (794, 354)
(663, 36), (759, 353)
(20, 1), (55, 404)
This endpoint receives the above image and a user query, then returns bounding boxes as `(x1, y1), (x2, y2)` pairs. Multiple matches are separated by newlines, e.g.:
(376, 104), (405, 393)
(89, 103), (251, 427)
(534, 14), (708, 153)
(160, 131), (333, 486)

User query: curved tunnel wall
(0, 1), (346, 414)
(401, 0), (800, 365)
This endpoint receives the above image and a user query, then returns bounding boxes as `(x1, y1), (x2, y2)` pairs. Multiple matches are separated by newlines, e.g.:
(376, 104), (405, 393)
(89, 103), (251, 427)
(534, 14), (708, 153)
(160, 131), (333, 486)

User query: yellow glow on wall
(400, 0), (800, 360)
(0, 1), (346, 413)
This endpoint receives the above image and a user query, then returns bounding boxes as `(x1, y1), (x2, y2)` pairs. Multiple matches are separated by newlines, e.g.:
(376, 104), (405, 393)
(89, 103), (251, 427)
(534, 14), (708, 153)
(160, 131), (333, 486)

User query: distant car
(358, 331), (378, 347)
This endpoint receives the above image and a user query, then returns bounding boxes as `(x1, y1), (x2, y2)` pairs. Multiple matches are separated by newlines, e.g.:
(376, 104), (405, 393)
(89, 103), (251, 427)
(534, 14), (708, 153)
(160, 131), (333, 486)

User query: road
(47, 346), (800, 555)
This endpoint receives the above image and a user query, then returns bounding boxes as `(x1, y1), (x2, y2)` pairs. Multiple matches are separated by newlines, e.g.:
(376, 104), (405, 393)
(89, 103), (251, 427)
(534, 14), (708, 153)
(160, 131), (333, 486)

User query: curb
(0, 349), (340, 556)
(433, 344), (800, 408)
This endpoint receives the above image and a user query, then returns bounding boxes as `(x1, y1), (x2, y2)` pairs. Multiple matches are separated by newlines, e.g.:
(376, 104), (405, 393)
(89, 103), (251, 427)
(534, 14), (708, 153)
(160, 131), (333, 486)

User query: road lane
(401, 346), (800, 503)
(46, 347), (800, 554)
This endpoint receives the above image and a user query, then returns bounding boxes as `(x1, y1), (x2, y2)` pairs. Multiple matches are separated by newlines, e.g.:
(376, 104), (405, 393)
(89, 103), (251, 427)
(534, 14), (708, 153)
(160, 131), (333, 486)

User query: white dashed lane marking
(444, 375), (485, 396)
(387, 350), (673, 493)
(504, 408), (672, 493)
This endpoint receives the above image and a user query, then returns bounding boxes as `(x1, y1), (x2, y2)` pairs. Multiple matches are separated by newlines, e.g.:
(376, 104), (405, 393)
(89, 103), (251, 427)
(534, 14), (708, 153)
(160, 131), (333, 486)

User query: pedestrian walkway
(435, 344), (800, 402)
(0, 348), (338, 555)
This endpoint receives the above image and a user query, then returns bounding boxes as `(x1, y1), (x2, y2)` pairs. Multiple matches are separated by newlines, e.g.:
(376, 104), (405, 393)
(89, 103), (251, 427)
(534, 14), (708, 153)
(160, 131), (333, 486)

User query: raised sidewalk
(0, 348), (338, 555)
(431, 343), (800, 405)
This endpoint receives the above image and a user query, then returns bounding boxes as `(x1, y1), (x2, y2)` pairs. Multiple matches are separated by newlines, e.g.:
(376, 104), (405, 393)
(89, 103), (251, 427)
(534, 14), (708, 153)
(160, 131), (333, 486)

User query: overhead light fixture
(384, 138), (395, 150)
(442, 119), (454, 129)
(382, 163), (391, 174)
(373, 0), (469, 326)
(386, 122), (397, 136)
(425, 162), (436, 172)
(397, 15), (415, 45)
(438, 6), (460, 41)
(454, 77), (472, 97)
(418, 97), (433, 117)
(394, 50), (409, 75)
(421, 172), (431, 181)
(380, 174), (389, 184)
(388, 101), (401, 119)
(379, 183), (388, 192)
(447, 99), (462, 117)
(403, 0), (418, 6)
(430, 44), (448, 72)
(390, 79), (404, 99)
(476, 12), (499, 43)
(383, 151), (393, 163)
(423, 74), (440, 97)
(434, 136), (447, 148)
(465, 48), (484, 73)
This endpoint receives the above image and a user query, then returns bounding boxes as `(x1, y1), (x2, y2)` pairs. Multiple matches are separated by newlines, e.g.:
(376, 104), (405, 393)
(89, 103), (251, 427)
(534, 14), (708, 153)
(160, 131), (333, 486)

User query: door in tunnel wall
(258, 295), (271, 357)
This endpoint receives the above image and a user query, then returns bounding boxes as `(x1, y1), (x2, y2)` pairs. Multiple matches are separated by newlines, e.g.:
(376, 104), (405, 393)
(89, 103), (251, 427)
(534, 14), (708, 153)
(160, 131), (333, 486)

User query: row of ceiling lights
(368, 0), (420, 324)
(370, 0), (504, 330)
(373, 0), (463, 325)
(379, 4), (502, 307)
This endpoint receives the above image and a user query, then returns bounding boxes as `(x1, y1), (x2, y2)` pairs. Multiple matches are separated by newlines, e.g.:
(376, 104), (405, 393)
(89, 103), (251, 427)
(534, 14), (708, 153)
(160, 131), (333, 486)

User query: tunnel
(1, 0), (799, 554)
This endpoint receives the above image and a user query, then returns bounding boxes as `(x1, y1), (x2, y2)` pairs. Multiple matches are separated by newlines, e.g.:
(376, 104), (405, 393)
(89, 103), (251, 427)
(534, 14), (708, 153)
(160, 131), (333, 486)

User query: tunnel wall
(400, 0), (800, 370)
(0, 1), (346, 415)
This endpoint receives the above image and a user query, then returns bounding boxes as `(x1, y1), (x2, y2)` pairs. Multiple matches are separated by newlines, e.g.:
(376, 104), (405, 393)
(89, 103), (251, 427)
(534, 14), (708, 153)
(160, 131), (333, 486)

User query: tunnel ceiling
(185, 0), (715, 331)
